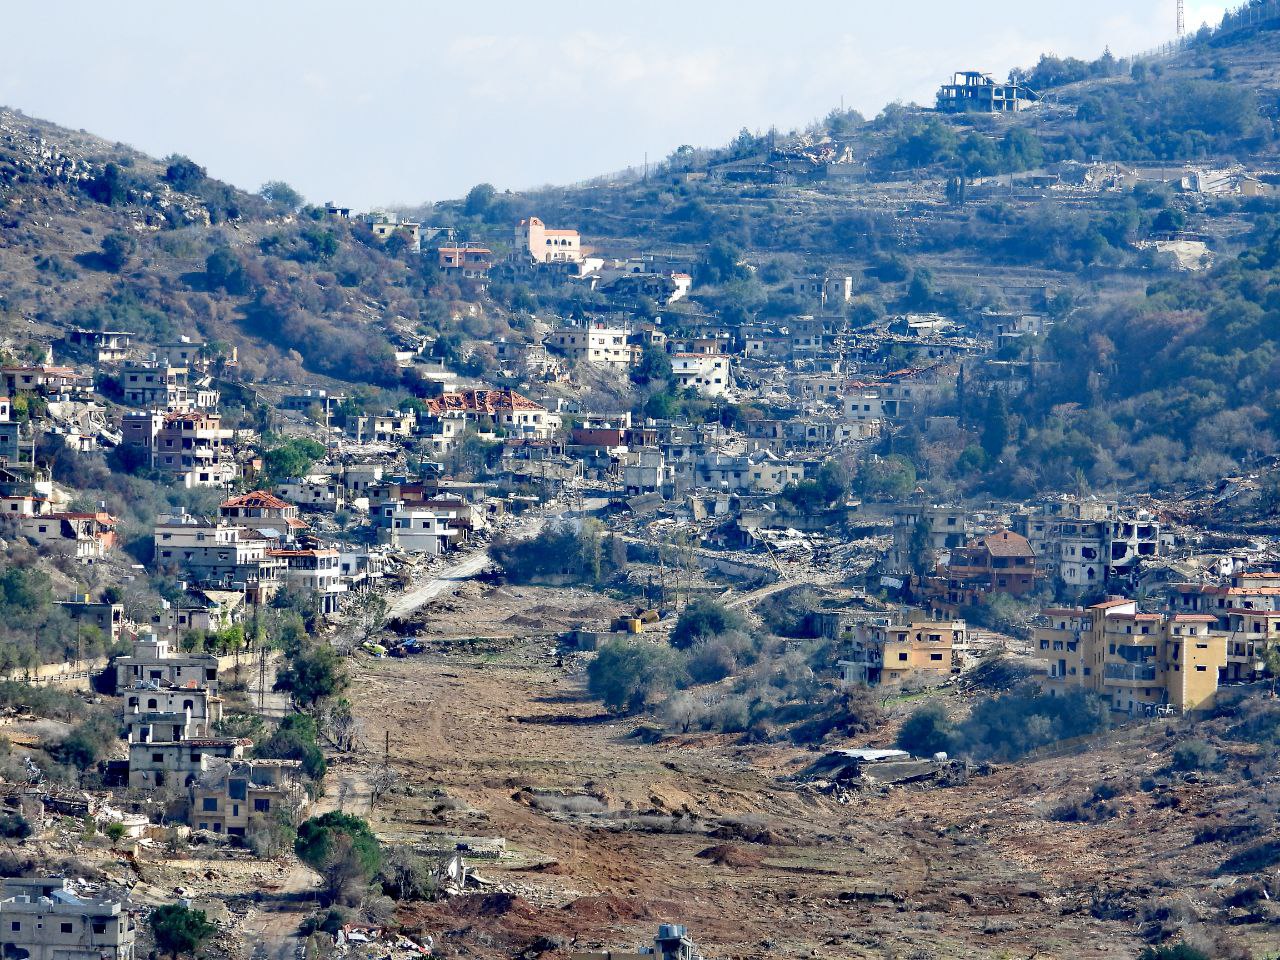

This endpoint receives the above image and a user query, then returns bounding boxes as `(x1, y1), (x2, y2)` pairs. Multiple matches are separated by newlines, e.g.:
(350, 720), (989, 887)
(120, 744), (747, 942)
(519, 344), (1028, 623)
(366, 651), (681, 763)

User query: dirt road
(385, 548), (496, 622)
(239, 860), (319, 960)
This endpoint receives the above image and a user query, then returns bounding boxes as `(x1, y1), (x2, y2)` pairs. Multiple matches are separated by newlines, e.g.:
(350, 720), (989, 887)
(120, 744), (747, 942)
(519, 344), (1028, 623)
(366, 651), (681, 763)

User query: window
(1195, 665), (1207, 672)
(61, 922), (74, 933)
(254, 797), (271, 813)
(202, 797), (218, 812)
(152, 753), (164, 763)
(898, 652), (908, 661)
(930, 653), (943, 661)
(93, 921), (106, 935)
(10, 921), (19, 932)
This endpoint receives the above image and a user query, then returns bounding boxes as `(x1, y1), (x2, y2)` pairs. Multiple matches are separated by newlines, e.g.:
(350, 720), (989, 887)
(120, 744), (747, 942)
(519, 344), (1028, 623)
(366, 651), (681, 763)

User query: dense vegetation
(896, 689), (1110, 760)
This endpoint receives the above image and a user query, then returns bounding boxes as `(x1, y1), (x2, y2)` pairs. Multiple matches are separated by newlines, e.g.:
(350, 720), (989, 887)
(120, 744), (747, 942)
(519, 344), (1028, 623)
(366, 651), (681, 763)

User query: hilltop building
(517, 216), (582, 264)
(937, 71), (1041, 112)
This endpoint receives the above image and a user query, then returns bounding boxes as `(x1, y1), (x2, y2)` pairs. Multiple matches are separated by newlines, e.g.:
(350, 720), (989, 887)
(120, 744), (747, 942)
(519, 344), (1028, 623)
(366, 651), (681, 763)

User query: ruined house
(936, 71), (1040, 112)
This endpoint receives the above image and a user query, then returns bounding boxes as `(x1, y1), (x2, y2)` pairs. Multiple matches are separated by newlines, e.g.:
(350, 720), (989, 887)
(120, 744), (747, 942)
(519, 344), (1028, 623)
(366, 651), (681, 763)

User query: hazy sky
(3, 1), (1226, 209)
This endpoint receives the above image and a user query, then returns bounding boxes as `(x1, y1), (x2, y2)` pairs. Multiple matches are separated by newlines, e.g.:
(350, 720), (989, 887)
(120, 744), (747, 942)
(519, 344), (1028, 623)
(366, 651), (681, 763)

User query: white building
(548, 324), (632, 369)
(671, 354), (732, 398)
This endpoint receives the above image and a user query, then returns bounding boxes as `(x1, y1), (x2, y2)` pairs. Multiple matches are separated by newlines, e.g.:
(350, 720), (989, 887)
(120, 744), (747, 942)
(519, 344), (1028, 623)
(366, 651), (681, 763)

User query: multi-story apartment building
(112, 633), (220, 695)
(517, 216), (582, 264)
(1012, 498), (1160, 588)
(422, 389), (560, 441)
(153, 514), (285, 602)
(1033, 598), (1226, 714)
(122, 410), (237, 488)
(267, 548), (346, 614)
(190, 757), (307, 837)
(837, 613), (966, 686)
(375, 501), (463, 555)
(670, 354), (732, 397)
(548, 324), (632, 369)
(0, 877), (136, 960)
(121, 684), (222, 736)
(219, 490), (307, 542)
(128, 735), (246, 790)
(120, 359), (217, 411)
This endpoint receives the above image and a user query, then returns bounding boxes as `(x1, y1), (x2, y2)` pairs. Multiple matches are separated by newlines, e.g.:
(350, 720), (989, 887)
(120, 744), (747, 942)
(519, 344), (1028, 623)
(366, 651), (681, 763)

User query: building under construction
(936, 71), (1041, 112)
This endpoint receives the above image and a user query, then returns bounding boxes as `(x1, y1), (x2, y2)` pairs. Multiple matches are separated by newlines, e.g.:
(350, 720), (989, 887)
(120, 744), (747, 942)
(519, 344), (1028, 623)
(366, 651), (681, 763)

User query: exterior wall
(671, 355), (731, 397)
(549, 327), (631, 369)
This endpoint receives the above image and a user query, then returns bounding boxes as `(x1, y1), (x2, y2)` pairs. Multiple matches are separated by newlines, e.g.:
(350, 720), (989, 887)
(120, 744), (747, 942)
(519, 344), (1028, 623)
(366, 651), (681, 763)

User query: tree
(981, 390), (1011, 460)
(274, 643), (348, 710)
(163, 155), (207, 192)
(896, 703), (955, 756)
(463, 183), (497, 218)
(345, 591), (388, 651)
(105, 821), (128, 847)
(632, 342), (673, 386)
(99, 232), (137, 273)
(670, 599), (744, 650)
(85, 162), (126, 206)
(259, 180), (304, 212)
(205, 248), (252, 295)
(1262, 646), (1280, 697)
(262, 437), (326, 485)
(587, 639), (682, 713)
(907, 516), (935, 578)
(295, 812), (382, 904)
(150, 903), (216, 960)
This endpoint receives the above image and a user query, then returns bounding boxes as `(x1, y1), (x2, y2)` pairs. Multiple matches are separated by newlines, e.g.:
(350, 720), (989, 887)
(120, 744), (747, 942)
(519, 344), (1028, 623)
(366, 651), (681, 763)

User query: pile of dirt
(708, 818), (792, 846)
(696, 844), (764, 869)
(561, 894), (652, 923)
(448, 892), (534, 920)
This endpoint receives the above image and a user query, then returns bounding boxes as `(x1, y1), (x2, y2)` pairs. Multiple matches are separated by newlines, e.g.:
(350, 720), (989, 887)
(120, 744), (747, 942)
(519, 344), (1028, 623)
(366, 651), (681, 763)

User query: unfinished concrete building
(937, 72), (1040, 112)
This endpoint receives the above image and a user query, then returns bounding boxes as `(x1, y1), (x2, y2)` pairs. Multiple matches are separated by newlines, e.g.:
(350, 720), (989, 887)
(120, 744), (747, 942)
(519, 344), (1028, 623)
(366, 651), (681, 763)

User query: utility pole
(258, 645), (267, 713)
(1176, 0), (1185, 37)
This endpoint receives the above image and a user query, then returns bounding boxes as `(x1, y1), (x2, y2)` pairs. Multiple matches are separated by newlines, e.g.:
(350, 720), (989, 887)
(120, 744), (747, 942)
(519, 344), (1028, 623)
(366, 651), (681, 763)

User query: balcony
(1104, 662), (1158, 683)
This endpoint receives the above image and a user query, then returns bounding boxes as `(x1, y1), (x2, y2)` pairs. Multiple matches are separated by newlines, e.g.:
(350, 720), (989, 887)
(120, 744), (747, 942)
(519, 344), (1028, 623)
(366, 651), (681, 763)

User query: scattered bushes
(1219, 840), (1280, 876)
(491, 522), (621, 586)
(1051, 782), (1122, 823)
(0, 812), (31, 840)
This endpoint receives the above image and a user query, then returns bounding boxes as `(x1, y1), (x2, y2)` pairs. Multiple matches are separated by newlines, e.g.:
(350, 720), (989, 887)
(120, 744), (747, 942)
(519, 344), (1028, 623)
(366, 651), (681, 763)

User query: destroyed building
(190, 757), (307, 836)
(936, 71), (1040, 112)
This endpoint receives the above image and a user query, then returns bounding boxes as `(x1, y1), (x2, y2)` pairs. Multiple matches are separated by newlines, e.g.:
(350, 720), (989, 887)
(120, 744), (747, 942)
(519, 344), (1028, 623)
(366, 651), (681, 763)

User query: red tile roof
(424, 389), (545, 415)
(222, 490), (293, 511)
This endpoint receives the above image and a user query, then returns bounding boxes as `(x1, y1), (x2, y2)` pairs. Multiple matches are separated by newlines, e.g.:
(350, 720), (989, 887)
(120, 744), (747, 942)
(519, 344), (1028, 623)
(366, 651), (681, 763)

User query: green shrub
(670, 599), (743, 650)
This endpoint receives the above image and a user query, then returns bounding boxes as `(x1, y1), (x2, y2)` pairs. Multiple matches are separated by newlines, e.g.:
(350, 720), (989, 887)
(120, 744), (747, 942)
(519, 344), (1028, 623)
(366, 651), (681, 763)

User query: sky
(2, 1), (1228, 210)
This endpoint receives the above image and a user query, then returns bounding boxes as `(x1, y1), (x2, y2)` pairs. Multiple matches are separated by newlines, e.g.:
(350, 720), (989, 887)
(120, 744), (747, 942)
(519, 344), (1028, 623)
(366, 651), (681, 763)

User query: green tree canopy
(262, 437), (326, 485)
(587, 639), (683, 713)
(273, 642), (348, 709)
(150, 903), (216, 960)
(669, 599), (744, 651)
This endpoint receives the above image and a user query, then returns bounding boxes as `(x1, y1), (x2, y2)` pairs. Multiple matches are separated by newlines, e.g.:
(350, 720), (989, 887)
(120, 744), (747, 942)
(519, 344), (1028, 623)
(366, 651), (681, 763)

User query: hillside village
(1, 4), (1280, 960)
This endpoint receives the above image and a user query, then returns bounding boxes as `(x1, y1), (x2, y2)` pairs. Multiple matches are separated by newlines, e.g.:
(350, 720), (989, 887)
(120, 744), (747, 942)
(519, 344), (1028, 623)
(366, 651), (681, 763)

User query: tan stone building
(1033, 598), (1226, 714)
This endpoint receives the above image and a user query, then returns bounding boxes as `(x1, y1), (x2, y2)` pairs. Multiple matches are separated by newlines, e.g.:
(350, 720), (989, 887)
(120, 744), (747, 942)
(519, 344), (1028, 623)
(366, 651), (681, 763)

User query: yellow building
(839, 613), (964, 686)
(1033, 598), (1226, 714)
